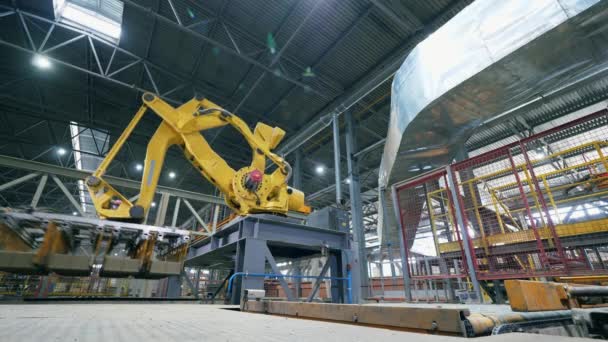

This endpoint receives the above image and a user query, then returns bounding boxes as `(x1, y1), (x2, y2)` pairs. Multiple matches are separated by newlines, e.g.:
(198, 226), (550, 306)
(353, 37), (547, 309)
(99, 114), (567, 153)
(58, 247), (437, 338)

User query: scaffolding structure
(393, 109), (608, 302)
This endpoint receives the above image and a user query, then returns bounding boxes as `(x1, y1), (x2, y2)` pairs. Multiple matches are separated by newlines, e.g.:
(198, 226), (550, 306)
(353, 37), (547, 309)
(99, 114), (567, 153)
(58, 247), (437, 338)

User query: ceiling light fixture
(32, 54), (52, 69)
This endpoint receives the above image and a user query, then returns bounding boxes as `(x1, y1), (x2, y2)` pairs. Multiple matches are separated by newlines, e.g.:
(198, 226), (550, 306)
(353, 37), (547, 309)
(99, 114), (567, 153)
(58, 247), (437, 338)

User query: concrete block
(47, 253), (91, 276)
(148, 260), (183, 278)
(0, 250), (44, 274)
(100, 256), (142, 278)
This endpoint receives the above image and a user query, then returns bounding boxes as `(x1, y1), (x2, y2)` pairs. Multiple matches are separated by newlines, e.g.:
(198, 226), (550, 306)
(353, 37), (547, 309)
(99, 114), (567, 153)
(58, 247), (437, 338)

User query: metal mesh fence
(395, 170), (470, 301)
(395, 109), (608, 300)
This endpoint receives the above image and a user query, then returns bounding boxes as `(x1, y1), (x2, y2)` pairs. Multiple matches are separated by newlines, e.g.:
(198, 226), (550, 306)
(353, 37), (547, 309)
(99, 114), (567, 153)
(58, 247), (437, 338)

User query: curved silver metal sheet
(378, 0), (608, 245)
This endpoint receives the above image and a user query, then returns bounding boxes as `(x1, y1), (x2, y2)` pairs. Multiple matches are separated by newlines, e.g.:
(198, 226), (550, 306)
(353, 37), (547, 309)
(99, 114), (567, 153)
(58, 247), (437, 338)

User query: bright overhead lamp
(151, 202), (156, 207)
(57, 147), (67, 156)
(535, 147), (546, 158)
(135, 163), (143, 171)
(345, 178), (351, 184)
(315, 165), (325, 175)
(168, 171), (176, 179)
(72, 211), (78, 216)
(32, 54), (52, 69)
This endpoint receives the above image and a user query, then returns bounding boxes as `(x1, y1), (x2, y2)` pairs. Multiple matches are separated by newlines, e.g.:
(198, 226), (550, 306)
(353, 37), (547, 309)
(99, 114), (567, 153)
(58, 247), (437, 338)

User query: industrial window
(53, 0), (124, 41)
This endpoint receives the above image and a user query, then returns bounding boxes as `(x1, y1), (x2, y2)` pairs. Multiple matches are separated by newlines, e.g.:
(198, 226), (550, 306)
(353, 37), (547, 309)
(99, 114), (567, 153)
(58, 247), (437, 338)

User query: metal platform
(186, 214), (356, 304)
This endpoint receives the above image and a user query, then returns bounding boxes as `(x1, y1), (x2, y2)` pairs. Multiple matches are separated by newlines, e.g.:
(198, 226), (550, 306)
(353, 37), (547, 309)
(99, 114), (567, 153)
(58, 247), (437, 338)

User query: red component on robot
(244, 169), (263, 191)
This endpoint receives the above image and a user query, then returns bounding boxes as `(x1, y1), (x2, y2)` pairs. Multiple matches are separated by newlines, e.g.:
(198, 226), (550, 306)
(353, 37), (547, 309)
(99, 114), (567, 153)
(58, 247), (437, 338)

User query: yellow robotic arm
(85, 93), (310, 222)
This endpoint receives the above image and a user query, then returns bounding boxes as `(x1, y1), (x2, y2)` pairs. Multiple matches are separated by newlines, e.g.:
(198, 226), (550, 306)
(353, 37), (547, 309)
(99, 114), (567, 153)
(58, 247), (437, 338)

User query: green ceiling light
(267, 33), (277, 54)
(302, 66), (315, 77)
(187, 8), (195, 18)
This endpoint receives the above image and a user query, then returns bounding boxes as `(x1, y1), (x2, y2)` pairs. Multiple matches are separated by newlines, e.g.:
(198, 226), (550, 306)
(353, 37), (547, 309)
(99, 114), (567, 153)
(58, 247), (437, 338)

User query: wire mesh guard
(395, 110), (608, 301)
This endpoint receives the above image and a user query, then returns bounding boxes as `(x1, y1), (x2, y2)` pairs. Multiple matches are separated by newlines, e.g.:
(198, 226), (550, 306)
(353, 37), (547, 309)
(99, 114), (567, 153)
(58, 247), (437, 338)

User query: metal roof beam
(232, 0), (322, 114)
(0, 7), (286, 129)
(276, 0), (473, 157)
(120, 0), (330, 99)
(0, 154), (224, 205)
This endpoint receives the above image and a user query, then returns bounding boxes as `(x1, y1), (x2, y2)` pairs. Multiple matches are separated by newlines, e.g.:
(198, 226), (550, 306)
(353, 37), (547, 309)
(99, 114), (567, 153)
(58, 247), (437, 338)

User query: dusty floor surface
(0, 304), (589, 341)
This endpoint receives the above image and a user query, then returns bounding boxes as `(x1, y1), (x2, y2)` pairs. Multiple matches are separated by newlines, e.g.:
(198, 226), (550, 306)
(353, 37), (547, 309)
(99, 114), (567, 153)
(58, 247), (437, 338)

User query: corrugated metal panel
(221, 0), (297, 43)
(467, 75), (608, 151)
(281, 0), (369, 67)
(409, 0), (456, 23)
(315, 12), (401, 87)
(147, 20), (205, 79)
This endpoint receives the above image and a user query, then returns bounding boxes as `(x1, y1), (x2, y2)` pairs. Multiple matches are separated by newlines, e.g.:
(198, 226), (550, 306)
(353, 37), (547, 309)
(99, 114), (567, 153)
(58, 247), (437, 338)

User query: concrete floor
(0, 304), (589, 341)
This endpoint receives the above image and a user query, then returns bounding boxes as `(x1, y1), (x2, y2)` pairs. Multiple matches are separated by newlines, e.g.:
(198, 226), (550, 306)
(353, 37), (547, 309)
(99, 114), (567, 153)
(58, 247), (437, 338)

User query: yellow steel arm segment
(86, 93), (310, 222)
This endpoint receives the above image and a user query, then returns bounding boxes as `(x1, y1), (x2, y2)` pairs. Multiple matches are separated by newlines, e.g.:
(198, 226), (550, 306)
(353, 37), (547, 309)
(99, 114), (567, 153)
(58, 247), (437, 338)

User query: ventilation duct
(378, 0), (608, 246)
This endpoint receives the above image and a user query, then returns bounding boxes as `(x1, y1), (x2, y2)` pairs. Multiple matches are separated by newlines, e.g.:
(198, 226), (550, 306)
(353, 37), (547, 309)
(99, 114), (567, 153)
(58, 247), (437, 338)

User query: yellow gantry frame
(86, 93), (310, 221)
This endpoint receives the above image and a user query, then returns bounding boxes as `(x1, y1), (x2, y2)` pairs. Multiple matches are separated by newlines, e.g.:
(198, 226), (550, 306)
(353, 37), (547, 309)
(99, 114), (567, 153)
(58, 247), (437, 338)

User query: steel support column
(445, 165), (482, 302)
(171, 197), (181, 228)
(332, 113), (343, 205)
(211, 204), (220, 234)
(30, 174), (47, 208)
(389, 185), (411, 301)
(231, 238), (266, 304)
(292, 149), (302, 190)
(345, 109), (368, 302)
(387, 242), (396, 278)
(165, 275), (182, 298)
(154, 192), (171, 227)
(294, 264), (302, 298)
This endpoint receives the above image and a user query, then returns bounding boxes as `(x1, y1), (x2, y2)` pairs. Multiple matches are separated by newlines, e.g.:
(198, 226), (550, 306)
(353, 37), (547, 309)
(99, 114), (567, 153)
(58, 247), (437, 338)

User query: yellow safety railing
(439, 217), (608, 254)
(436, 140), (608, 255)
